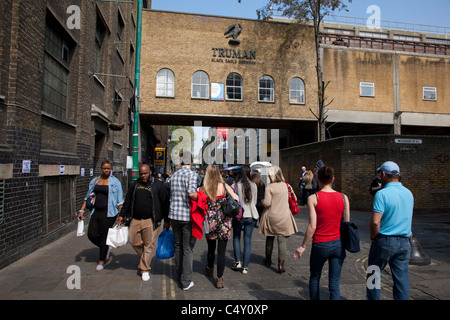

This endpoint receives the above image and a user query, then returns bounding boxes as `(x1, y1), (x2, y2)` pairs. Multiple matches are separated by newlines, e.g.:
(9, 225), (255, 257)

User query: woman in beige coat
(259, 166), (298, 273)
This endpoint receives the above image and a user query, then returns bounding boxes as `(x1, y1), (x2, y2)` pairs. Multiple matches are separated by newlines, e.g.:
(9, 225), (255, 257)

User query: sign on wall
(154, 148), (166, 168)
(211, 83), (224, 101)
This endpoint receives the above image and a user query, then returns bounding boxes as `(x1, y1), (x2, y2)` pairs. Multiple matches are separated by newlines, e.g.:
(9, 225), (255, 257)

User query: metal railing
(324, 15), (450, 36)
(321, 33), (449, 56)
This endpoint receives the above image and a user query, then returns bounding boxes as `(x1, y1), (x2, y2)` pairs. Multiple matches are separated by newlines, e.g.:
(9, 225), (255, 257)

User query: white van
(250, 161), (272, 186)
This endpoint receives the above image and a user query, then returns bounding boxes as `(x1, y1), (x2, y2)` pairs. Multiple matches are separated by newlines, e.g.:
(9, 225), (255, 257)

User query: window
(259, 75), (274, 102)
(42, 15), (72, 119)
(191, 71), (209, 99)
(94, 13), (107, 83)
(116, 10), (125, 60)
(43, 176), (75, 235)
(423, 87), (437, 101)
(117, 10), (125, 41)
(156, 69), (175, 97)
(289, 77), (305, 104)
(360, 82), (375, 97)
(226, 73), (242, 101)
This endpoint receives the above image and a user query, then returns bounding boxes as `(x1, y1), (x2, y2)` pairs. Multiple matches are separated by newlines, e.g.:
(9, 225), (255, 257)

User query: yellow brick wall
(323, 48), (394, 113)
(140, 11), (318, 120)
(399, 55), (449, 113)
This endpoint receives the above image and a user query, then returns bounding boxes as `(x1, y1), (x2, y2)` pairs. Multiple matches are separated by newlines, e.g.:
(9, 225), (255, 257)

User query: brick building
(138, 10), (449, 140)
(0, 0), (138, 269)
(137, 9), (449, 211)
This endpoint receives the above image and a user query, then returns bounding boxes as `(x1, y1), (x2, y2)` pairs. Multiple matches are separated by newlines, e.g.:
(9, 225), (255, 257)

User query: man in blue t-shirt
(367, 161), (414, 300)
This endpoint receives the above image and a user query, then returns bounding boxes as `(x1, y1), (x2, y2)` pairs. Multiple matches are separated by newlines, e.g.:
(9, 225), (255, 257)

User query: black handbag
(85, 192), (96, 210)
(85, 177), (100, 210)
(340, 193), (360, 253)
(221, 183), (240, 218)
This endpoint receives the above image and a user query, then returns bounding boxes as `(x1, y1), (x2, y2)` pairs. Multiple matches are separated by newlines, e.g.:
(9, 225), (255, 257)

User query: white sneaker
(141, 272), (150, 282)
(232, 261), (242, 270)
(242, 268), (248, 275)
(183, 281), (194, 291)
(96, 264), (104, 271)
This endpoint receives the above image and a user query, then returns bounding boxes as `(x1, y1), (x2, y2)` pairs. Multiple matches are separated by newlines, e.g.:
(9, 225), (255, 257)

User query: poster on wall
(211, 83), (224, 101)
(217, 127), (228, 149)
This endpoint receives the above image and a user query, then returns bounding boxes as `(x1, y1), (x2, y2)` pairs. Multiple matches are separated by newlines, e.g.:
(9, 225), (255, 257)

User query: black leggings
(87, 210), (116, 261)
(207, 239), (228, 278)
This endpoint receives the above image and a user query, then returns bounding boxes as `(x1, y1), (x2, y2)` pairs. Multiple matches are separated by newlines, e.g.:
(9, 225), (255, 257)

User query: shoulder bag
(340, 193), (360, 253)
(286, 182), (300, 215)
(221, 183), (241, 219)
(85, 176), (100, 210)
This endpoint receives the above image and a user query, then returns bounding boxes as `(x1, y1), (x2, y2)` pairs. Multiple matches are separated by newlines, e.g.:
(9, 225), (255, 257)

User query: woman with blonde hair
(201, 165), (239, 288)
(259, 166), (298, 273)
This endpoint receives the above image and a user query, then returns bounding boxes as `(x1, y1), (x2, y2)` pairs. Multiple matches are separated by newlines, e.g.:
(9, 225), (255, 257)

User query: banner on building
(217, 127), (228, 149)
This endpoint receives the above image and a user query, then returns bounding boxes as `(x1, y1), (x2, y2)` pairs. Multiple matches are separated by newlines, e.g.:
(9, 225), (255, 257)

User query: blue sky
(151, 0), (450, 29)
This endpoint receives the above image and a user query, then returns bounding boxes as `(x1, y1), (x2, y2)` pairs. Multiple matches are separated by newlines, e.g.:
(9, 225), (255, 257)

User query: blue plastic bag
(156, 229), (175, 259)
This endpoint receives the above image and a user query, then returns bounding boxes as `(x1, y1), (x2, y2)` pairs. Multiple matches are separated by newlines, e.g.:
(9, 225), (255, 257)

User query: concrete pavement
(0, 209), (449, 301)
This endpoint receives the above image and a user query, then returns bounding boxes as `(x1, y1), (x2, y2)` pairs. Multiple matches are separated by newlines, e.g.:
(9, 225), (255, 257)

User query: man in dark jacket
(117, 164), (170, 281)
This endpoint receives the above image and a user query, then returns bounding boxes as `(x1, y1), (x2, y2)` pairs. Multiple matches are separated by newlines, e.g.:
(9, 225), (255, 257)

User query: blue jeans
(309, 238), (345, 300)
(366, 234), (411, 300)
(232, 218), (255, 268)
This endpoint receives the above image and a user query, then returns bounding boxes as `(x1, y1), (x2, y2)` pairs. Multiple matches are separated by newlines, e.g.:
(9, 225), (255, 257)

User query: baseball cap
(377, 161), (400, 175)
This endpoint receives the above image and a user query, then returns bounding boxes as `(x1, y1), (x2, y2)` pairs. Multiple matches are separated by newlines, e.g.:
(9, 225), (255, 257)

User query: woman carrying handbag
(259, 166), (298, 274)
(294, 166), (349, 300)
(232, 166), (259, 275)
(77, 160), (123, 271)
(200, 165), (239, 289)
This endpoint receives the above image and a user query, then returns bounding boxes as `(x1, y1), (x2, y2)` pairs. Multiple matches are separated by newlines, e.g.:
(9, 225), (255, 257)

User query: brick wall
(0, 0), (135, 269)
(280, 135), (450, 214)
(140, 10), (318, 121)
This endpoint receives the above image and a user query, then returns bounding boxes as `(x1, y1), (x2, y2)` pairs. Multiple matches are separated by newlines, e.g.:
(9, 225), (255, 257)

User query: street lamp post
(131, 0), (143, 182)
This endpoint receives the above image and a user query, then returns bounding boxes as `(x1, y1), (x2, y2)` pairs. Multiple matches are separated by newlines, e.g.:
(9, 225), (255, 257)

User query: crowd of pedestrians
(77, 156), (414, 300)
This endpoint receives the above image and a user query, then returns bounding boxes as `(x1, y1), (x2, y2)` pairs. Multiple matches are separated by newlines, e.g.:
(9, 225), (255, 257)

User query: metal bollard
(409, 233), (431, 266)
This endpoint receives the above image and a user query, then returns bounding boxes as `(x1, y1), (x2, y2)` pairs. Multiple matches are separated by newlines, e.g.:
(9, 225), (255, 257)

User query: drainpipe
(131, 0), (143, 182)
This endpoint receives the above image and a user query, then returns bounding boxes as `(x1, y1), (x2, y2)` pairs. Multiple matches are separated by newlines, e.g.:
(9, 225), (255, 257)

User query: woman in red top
(294, 166), (350, 300)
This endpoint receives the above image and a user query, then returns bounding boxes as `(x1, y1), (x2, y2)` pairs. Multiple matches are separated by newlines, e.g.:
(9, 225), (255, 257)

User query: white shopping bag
(76, 220), (85, 237)
(106, 225), (129, 248)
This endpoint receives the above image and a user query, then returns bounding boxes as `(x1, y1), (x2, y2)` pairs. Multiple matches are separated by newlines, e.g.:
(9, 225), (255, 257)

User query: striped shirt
(169, 166), (198, 221)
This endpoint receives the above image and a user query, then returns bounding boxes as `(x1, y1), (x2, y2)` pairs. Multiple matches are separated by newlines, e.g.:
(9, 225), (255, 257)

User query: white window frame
(423, 87), (437, 101)
(191, 71), (209, 99)
(225, 73), (243, 101)
(156, 69), (175, 97)
(289, 77), (305, 104)
(258, 75), (275, 103)
(360, 82), (375, 97)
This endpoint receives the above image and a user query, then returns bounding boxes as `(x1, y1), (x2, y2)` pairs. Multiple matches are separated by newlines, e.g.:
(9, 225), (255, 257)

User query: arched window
(289, 77), (305, 104)
(156, 68), (174, 97)
(191, 71), (209, 99)
(259, 75), (274, 102)
(226, 73), (242, 101)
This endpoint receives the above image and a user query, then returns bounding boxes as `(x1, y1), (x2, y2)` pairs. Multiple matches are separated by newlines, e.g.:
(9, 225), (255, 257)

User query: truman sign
(211, 48), (257, 65)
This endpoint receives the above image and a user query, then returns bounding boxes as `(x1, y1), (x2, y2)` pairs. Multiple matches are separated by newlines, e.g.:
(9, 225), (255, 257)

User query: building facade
(138, 10), (449, 152)
(137, 9), (449, 211)
(0, 0), (137, 269)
